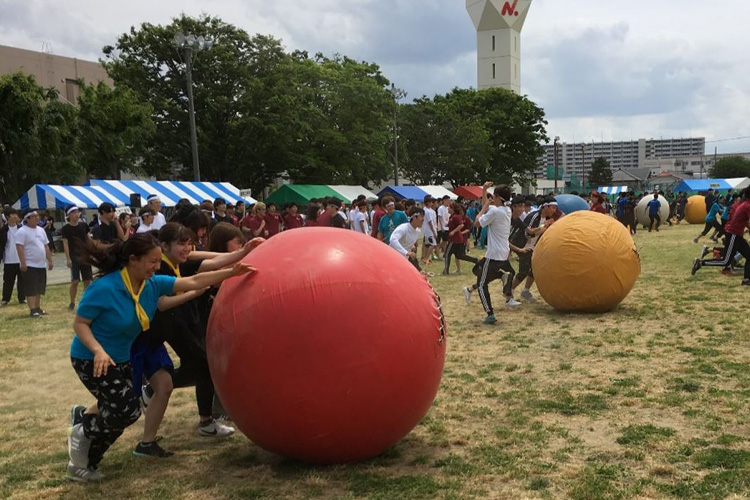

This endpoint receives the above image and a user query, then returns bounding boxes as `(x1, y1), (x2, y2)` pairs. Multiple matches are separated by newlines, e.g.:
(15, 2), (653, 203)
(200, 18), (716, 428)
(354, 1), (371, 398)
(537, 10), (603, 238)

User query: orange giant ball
(685, 195), (707, 224)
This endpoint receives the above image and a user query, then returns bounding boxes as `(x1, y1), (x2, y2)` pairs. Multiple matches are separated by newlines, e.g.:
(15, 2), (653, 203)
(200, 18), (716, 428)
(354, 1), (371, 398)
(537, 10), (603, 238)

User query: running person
(65, 233), (253, 482)
(694, 196), (724, 243)
(388, 208), (425, 271)
(443, 203), (478, 275)
(647, 193), (662, 232)
(461, 183), (516, 325)
(692, 187), (750, 285)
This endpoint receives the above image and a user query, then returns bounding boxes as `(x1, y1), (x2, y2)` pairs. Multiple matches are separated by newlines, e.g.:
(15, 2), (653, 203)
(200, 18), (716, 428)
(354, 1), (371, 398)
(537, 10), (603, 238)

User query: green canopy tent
(265, 185), (349, 206)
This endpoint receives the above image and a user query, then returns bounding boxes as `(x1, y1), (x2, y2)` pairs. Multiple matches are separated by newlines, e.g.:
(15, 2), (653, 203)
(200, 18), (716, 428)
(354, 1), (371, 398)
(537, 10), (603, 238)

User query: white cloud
(1, 0), (749, 153)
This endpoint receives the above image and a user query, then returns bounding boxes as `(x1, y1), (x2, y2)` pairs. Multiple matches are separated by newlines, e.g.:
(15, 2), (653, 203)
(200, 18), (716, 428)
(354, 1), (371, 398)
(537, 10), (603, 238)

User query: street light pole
(390, 83), (406, 186)
(580, 144), (586, 191)
(174, 33), (214, 182)
(554, 136), (560, 194)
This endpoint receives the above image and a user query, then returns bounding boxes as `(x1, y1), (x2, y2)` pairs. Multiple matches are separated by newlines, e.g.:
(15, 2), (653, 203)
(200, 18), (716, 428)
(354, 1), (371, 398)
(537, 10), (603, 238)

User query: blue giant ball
(555, 194), (590, 215)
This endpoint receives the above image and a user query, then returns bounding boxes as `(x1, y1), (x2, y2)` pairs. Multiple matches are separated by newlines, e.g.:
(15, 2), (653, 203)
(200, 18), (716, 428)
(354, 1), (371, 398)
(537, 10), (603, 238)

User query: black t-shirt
(705, 194), (716, 212)
(91, 221), (119, 243)
(61, 223), (90, 259)
(330, 213), (347, 229)
(509, 217), (528, 249)
(214, 213), (234, 225)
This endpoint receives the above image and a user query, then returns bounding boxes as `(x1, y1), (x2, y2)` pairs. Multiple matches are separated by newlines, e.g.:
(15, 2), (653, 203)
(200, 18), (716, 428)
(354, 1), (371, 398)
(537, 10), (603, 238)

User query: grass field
(2, 223), (750, 500)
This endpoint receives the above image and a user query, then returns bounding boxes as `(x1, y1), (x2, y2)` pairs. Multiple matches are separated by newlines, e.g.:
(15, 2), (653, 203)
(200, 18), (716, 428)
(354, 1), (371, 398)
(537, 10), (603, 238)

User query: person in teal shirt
(65, 233), (255, 482)
(377, 198), (408, 244)
(694, 196), (725, 243)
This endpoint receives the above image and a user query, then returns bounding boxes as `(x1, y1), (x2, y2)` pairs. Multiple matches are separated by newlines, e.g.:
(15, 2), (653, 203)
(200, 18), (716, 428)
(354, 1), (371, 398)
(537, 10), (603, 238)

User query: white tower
(466, 0), (532, 93)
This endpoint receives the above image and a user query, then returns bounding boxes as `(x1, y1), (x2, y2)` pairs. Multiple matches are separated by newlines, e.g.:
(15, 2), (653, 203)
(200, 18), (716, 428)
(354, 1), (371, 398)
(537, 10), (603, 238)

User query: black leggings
(71, 358), (141, 468)
(649, 214), (661, 231)
(515, 251), (534, 282)
(700, 220), (724, 238)
(2, 263), (25, 303)
(444, 242), (478, 273)
(473, 258), (515, 315)
(167, 320), (215, 418)
(702, 234), (750, 279)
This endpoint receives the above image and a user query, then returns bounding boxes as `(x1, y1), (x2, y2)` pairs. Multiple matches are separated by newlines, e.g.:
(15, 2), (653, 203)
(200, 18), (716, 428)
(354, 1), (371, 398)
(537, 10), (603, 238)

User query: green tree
(77, 81), (155, 180)
(709, 156), (750, 179)
(588, 156), (613, 188)
(0, 73), (82, 204)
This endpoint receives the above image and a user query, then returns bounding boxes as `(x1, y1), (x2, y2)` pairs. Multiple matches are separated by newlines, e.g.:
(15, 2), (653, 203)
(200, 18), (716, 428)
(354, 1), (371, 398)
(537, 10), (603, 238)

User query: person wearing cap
(61, 206), (93, 312)
(91, 203), (126, 243)
(136, 207), (156, 234)
(15, 210), (54, 318)
(377, 197), (409, 244)
(461, 183), (515, 325)
(0, 208), (26, 306)
(389, 207), (425, 271)
(146, 195), (167, 231)
(421, 196), (439, 264)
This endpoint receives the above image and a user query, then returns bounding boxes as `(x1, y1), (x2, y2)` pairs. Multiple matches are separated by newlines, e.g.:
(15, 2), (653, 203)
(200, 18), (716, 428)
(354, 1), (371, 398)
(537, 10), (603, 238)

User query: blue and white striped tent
(89, 180), (257, 207)
(598, 186), (629, 195)
(13, 184), (129, 210)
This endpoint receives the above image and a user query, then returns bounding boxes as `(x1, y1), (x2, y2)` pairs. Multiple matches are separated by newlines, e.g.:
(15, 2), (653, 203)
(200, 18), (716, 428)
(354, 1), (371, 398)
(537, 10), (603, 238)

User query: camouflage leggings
(71, 358), (142, 467)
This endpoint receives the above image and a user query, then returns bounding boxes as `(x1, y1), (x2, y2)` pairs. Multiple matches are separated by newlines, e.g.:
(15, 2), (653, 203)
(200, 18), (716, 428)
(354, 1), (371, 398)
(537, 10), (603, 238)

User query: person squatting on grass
(65, 233), (254, 482)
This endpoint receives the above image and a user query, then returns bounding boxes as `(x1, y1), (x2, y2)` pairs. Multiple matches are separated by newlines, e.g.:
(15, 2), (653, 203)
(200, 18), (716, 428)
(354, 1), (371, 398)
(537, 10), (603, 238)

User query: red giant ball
(207, 228), (446, 463)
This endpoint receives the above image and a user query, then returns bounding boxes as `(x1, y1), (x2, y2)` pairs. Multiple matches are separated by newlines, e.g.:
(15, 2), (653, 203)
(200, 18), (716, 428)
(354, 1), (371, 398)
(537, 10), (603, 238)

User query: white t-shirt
(136, 223), (152, 234)
(422, 208), (437, 238)
(3, 225), (21, 264)
(151, 212), (167, 231)
(352, 210), (369, 234)
(389, 222), (422, 257)
(478, 205), (511, 261)
(437, 205), (449, 231)
(15, 225), (49, 268)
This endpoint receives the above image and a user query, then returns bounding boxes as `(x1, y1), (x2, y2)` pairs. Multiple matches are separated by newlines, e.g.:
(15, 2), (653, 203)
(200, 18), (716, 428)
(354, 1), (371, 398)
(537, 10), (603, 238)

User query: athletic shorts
(423, 235), (437, 247)
(70, 262), (93, 282)
(22, 267), (46, 296)
(130, 341), (174, 396)
(438, 230), (449, 243)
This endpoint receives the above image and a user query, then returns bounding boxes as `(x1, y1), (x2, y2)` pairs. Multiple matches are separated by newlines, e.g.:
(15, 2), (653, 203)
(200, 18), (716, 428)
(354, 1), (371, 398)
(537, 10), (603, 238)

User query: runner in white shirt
(389, 208), (425, 271)
(436, 196), (450, 257)
(146, 195), (167, 231)
(15, 210), (53, 318)
(421, 196), (439, 264)
(461, 183), (518, 325)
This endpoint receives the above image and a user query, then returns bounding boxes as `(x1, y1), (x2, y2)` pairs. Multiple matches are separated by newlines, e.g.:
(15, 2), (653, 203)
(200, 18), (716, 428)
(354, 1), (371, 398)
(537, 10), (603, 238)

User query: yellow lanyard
(161, 255), (181, 278)
(120, 267), (150, 331)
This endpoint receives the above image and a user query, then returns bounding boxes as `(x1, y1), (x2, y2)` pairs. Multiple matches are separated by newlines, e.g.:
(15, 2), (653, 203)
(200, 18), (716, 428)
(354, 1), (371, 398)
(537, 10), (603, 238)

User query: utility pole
(554, 136), (560, 194)
(174, 33), (214, 181)
(580, 144), (586, 191)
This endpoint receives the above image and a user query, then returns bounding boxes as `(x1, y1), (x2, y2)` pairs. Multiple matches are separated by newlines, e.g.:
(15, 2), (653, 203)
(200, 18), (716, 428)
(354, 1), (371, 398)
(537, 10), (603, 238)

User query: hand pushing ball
(207, 228), (446, 463)
(532, 212), (640, 313)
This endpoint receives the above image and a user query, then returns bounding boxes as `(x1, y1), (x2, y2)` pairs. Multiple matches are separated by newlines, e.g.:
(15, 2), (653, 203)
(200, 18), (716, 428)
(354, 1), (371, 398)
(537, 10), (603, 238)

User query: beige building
(0, 44), (111, 103)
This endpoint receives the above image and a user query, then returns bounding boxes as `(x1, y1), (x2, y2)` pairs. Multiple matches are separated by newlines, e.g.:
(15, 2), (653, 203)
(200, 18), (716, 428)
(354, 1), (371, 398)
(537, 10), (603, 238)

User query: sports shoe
(67, 424), (91, 469)
(742, 279), (750, 286)
(693, 237), (699, 244)
(68, 302), (75, 312)
(441, 271), (450, 276)
(505, 298), (522, 308)
(700, 246), (710, 259)
(30, 310), (42, 318)
(721, 268), (735, 276)
(70, 405), (86, 427)
(452, 270), (462, 275)
(520, 290), (537, 303)
(198, 418), (235, 437)
(483, 314), (498, 325)
(65, 461), (104, 483)
(0, 301), (8, 307)
(133, 439), (174, 458)
(462, 286), (472, 305)
(140, 384), (153, 411)
(691, 258), (702, 276)
(18, 299), (26, 305)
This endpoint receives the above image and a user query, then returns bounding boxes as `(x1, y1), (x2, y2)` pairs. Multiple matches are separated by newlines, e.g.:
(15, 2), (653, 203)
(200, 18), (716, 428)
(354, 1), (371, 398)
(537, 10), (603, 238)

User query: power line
(706, 136), (750, 144)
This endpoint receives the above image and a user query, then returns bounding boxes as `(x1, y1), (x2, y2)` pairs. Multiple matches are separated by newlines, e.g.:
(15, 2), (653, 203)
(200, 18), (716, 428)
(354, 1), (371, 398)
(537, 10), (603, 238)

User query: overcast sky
(2, 0), (750, 154)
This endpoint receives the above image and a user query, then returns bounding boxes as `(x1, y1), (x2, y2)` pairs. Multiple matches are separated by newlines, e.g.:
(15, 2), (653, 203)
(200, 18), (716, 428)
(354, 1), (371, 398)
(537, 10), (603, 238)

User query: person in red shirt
(241, 203), (269, 239)
(590, 193), (608, 215)
(283, 203), (304, 230)
(693, 187), (750, 285)
(443, 203), (478, 275)
(305, 203), (320, 227)
(370, 199), (385, 238)
(317, 198), (332, 227)
(264, 203), (283, 237)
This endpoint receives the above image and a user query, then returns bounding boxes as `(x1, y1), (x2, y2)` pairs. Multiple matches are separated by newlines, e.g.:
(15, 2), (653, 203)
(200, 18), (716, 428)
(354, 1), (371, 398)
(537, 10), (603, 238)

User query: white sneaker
(462, 287), (472, 305)
(67, 424), (91, 469)
(198, 418), (235, 437)
(520, 290), (537, 303)
(65, 461), (104, 482)
(505, 298), (522, 308)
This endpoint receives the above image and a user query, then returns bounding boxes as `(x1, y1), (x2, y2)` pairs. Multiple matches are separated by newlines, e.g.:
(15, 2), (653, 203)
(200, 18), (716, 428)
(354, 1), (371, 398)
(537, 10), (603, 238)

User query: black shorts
(22, 267), (47, 296)
(423, 235), (437, 247)
(438, 230), (449, 243)
(70, 262), (93, 282)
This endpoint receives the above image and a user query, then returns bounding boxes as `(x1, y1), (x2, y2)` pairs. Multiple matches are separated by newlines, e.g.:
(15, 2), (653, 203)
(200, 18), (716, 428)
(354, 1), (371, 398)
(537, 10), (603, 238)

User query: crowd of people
(1, 181), (750, 482)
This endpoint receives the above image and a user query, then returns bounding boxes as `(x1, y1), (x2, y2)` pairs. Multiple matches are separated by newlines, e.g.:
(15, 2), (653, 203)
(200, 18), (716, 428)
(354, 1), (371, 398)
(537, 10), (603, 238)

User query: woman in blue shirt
(65, 233), (254, 482)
